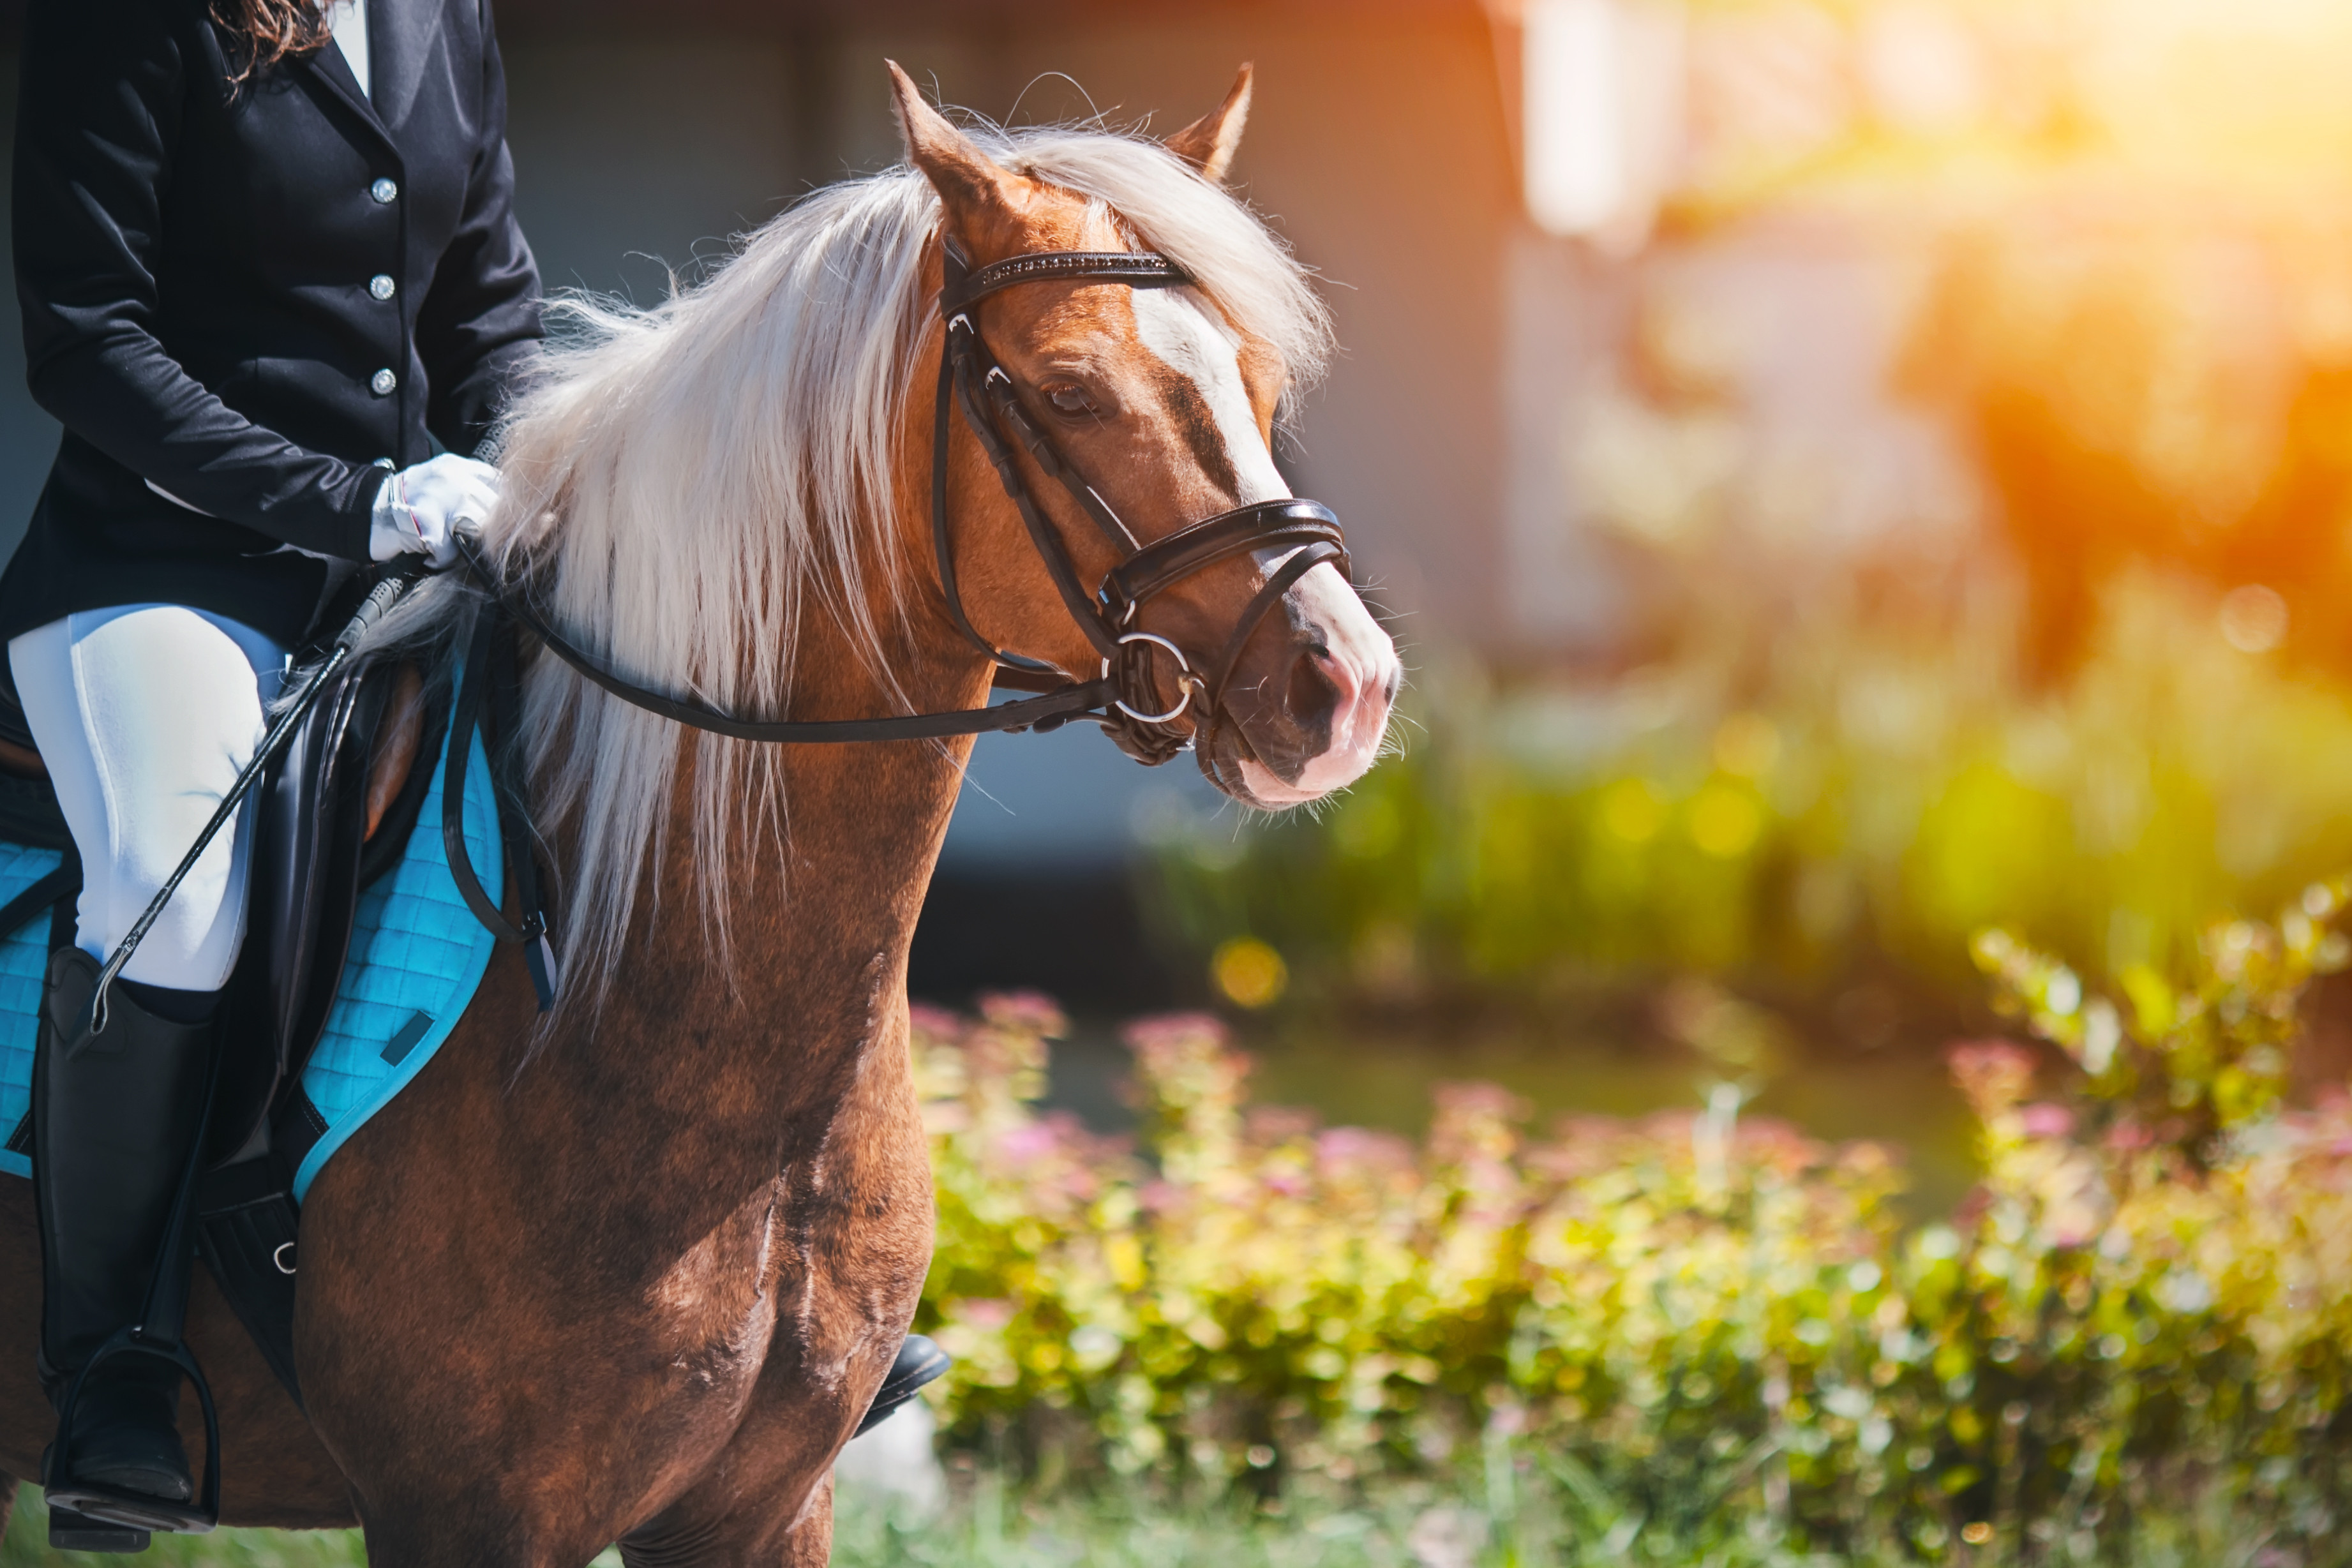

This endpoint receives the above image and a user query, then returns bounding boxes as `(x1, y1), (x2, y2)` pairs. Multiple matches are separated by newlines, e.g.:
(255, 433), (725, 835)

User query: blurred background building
(1, 0), (2349, 1048)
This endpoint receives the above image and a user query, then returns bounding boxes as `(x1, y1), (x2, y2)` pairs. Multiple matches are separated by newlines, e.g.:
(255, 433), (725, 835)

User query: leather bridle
(461, 237), (1351, 768)
(927, 239), (1350, 763)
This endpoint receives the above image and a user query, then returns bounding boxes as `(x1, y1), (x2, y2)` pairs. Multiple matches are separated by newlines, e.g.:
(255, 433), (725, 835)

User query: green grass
(1, 1488), (363, 1567)
(6, 1474), (2310, 1567)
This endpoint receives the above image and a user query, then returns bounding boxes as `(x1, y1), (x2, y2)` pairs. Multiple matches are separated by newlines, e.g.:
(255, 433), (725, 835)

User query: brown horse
(0, 63), (1397, 1565)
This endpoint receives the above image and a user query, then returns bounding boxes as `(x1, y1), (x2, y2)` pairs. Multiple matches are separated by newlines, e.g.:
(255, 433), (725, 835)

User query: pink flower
(1123, 1013), (1231, 1055)
(909, 1004), (965, 1042)
(978, 991), (1067, 1038)
(1317, 1126), (1415, 1174)
(2019, 1103), (2076, 1140)
(954, 1297), (1015, 1331)
(994, 1122), (1062, 1163)
(1949, 1041), (2037, 1119)
(1247, 1106), (1319, 1145)
(1434, 1081), (1534, 1123)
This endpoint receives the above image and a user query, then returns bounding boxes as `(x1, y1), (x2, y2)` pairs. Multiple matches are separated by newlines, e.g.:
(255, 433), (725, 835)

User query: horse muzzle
(1195, 560), (1399, 809)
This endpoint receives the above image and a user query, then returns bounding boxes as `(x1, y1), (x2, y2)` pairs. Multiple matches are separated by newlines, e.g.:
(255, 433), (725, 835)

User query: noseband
(461, 239), (1349, 768)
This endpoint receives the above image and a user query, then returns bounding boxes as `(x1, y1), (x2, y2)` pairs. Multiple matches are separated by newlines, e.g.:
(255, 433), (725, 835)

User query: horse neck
(536, 541), (991, 1144)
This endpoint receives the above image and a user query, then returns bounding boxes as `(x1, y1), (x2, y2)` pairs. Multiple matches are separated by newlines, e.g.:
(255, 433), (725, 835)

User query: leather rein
(440, 240), (1352, 1010)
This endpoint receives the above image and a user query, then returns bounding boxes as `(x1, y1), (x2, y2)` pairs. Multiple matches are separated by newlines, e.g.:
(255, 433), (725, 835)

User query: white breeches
(8, 605), (288, 992)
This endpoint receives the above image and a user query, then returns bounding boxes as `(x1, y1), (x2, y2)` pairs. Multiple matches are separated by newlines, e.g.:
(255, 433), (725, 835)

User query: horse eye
(1044, 384), (1097, 417)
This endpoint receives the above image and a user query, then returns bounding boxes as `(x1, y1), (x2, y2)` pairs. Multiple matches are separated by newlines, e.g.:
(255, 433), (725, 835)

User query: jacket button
(369, 274), (397, 301)
(370, 177), (398, 204)
(370, 368), (398, 396)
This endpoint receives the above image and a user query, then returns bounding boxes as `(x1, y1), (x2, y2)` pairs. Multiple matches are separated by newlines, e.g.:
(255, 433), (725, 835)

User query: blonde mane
(380, 120), (1335, 1006)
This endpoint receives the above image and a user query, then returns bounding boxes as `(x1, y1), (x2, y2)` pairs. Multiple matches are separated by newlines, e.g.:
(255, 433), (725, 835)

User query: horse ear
(1164, 64), (1254, 185)
(888, 61), (1026, 230)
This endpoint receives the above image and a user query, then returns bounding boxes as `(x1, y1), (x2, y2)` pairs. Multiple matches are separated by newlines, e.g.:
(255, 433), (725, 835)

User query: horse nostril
(1284, 644), (1340, 735)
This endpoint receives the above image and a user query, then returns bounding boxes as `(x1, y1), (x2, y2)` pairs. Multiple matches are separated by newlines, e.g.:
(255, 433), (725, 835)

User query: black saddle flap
(210, 658), (448, 1167)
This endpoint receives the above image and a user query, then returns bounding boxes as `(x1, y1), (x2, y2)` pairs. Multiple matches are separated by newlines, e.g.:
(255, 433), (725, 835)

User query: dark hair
(211, 0), (333, 86)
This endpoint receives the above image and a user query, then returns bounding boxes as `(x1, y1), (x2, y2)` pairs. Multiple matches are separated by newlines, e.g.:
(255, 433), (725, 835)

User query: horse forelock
(382, 116), (1335, 1017)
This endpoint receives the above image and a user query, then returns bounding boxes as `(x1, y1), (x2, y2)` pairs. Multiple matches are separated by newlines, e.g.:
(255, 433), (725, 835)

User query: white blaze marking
(1127, 288), (1402, 807)
(1128, 288), (1289, 505)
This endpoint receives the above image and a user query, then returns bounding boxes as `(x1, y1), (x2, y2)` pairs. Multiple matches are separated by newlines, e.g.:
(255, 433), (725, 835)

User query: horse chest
(645, 1187), (781, 1393)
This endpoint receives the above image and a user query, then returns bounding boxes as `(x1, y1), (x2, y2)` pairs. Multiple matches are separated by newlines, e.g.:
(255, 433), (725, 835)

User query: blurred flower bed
(912, 878), (2352, 1558)
(1147, 575), (2352, 1019)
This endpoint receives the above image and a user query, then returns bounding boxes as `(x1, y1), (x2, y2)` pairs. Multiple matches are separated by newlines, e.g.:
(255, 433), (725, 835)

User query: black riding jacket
(0, 0), (541, 650)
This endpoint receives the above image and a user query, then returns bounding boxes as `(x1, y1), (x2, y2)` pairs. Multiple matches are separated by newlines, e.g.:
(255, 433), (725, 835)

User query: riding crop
(85, 558), (433, 1035)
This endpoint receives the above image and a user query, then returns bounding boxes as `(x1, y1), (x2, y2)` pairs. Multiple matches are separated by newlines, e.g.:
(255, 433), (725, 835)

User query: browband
(943, 251), (1192, 313)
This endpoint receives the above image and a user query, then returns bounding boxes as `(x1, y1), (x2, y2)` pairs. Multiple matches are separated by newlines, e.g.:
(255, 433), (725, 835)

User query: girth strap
(0, 864), (76, 948)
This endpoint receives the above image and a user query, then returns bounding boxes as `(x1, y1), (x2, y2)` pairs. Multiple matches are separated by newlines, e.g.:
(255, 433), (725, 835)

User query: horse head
(890, 64), (1401, 810)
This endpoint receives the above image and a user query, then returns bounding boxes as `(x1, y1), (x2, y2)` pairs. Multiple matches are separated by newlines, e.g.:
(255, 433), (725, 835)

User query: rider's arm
(12, 1), (386, 562)
(414, 3), (542, 461)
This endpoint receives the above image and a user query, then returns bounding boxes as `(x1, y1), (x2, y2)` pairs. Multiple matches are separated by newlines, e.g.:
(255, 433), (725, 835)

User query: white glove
(369, 453), (500, 568)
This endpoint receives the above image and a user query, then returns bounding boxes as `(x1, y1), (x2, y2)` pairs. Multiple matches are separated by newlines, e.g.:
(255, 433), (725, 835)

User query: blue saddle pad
(0, 692), (502, 1202)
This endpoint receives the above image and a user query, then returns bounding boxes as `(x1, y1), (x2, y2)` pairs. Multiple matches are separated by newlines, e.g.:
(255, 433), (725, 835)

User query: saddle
(0, 642), (461, 1401)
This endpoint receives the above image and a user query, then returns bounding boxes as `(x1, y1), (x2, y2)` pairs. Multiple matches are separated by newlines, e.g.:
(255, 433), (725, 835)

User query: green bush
(1148, 577), (2352, 1013)
(913, 881), (2352, 1558)
(15, 883), (2352, 1564)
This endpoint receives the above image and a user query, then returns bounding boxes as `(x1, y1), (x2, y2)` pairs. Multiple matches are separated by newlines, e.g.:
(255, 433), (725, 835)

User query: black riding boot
(856, 1334), (952, 1436)
(32, 946), (216, 1531)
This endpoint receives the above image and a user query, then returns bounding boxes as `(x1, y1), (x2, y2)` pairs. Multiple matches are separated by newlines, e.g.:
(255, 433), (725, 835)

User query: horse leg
(778, 1474), (832, 1568)
(352, 1499), (584, 1568)
(615, 1474), (834, 1568)
(610, 1061), (929, 1568)
(606, 1255), (899, 1568)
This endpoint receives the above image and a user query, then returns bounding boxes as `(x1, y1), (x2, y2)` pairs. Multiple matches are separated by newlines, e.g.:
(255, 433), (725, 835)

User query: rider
(3, 0), (528, 1517)
(5, 0), (946, 1525)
